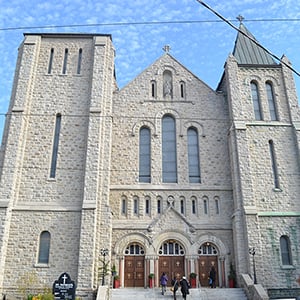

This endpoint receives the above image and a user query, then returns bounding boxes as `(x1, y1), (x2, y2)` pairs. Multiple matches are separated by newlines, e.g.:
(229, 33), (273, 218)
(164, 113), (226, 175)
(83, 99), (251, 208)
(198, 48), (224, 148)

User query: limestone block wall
(3, 211), (81, 292)
(224, 54), (300, 289)
(252, 216), (300, 289)
(0, 33), (116, 298)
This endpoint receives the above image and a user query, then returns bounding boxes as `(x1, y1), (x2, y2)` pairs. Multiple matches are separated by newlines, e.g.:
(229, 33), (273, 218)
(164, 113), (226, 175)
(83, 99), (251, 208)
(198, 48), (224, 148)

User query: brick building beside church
(0, 23), (299, 299)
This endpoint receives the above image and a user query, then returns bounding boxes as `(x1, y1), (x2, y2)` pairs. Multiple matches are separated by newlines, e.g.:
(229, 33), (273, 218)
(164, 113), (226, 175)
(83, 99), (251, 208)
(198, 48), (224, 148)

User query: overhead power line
(196, 0), (300, 77)
(1, 18), (300, 31)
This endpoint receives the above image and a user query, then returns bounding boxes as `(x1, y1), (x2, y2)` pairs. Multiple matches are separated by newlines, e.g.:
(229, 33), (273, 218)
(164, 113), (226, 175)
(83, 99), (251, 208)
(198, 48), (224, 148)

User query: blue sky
(1, 0), (300, 141)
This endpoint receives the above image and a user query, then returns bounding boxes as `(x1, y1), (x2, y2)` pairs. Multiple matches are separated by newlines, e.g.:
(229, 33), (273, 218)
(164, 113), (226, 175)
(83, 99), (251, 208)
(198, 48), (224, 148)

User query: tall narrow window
(133, 197), (139, 215)
(38, 231), (50, 264)
(62, 48), (68, 74)
(180, 81), (186, 98)
(215, 197), (220, 214)
(151, 80), (157, 98)
(251, 82), (262, 120)
(162, 115), (177, 183)
(266, 82), (278, 121)
(269, 140), (280, 189)
(121, 197), (127, 215)
(280, 235), (292, 265)
(188, 127), (201, 183)
(50, 114), (61, 178)
(191, 197), (197, 215)
(77, 48), (83, 74)
(203, 197), (208, 215)
(139, 127), (151, 183)
(145, 197), (150, 215)
(180, 197), (185, 215)
(48, 48), (54, 74)
(157, 197), (162, 214)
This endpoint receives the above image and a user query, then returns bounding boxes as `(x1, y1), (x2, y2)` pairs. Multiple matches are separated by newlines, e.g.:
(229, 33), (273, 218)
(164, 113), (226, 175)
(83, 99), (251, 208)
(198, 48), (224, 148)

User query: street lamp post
(100, 248), (109, 286)
(249, 247), (257, 284)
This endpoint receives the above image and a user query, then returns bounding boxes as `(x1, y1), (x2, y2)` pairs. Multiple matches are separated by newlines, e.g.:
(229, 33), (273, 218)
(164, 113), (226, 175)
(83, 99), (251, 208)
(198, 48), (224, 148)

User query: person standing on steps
(160, 272), (168, 295)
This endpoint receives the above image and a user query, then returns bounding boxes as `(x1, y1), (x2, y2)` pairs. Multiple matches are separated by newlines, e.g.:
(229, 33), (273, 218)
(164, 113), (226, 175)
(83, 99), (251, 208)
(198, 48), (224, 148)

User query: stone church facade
(0, 24), (299, 299)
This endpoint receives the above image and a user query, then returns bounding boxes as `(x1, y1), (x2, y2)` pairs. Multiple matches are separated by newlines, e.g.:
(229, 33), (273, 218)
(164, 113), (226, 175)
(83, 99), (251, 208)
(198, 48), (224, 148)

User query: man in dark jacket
(180, 276), (190, 300)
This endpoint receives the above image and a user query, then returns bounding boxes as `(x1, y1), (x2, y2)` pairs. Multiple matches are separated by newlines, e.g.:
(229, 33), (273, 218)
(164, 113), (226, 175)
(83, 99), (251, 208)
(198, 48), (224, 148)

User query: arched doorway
(198, 242), (219, 287)
(158, 240), (185, 286)
(124, 243), (145, 287)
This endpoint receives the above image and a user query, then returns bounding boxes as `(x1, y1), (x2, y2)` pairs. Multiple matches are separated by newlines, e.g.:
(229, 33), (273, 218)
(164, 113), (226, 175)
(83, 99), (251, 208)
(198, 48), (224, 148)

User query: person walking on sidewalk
(160, 272), (168, 295)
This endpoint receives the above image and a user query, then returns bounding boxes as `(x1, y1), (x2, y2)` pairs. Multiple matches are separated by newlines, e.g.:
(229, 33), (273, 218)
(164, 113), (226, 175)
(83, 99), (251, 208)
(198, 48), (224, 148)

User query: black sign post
(53, 272), (76, 300)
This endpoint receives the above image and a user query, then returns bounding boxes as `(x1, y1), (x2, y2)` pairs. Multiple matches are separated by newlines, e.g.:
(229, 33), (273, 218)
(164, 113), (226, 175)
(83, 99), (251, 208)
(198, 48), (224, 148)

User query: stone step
(111, 287), (248, 300)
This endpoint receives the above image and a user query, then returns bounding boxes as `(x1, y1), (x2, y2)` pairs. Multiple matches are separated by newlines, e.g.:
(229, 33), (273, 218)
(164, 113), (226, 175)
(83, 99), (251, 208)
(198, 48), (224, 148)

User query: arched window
(124, 243), (145, 255)
(180, 196), (185, 215)
(157, 196), (162, 214)
(162, 115), (177, 183)
(38, 231), (51, 264)
(133, 196), (139, 216)
(266, 82), (278, 121)
(198, 243), (219, 255)
(191, 196), (197, 215)
(163, 70), (173, 98)
(188, 127), (201, 183)
(251, 81), (262, 120)
(159, 240), (185, 255)
(145, 196), (151, 215)
(269, 140), (280, 189)
(214, 196), (220, 215)
(121, 196), (127, 215)
(203, 196), (208, 215)
(139, 127), (151, 183)
(280, 235), (292, 265)
(151, 80), (157, 98)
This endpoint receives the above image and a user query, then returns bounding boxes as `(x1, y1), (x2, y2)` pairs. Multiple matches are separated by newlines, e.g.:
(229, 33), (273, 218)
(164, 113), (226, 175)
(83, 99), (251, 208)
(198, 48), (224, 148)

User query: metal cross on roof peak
(162, 45), (171, 53)
(237, 15), (245, 24)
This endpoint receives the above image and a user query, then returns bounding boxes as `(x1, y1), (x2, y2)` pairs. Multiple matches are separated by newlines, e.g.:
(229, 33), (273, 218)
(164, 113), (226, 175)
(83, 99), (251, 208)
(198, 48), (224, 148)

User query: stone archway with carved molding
(152, 230), (192, 256)
(113, 232), (153, 256)
(155, 108), (183, 137)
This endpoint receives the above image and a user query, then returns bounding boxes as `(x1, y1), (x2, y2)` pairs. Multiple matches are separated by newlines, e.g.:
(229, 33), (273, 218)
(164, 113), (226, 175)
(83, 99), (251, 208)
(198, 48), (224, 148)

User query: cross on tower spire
(236, 15), (245, 24)
(162, 45), (171, 53)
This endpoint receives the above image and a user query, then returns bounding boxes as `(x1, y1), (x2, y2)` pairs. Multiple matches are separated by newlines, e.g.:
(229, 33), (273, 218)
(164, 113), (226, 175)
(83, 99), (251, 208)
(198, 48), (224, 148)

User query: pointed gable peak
(232, 19), (277, 65)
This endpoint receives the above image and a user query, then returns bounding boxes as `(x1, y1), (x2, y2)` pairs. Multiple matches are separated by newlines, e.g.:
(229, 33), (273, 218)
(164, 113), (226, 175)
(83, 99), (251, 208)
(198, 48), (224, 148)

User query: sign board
(53, 272), (76, 300)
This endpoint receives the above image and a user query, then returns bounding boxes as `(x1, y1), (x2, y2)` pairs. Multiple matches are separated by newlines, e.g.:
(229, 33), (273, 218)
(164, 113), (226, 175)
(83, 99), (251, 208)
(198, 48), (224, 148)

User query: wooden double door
(124, 256), (145, 287)
(198, 256), (218, 287)
(159, 256), (184, 286)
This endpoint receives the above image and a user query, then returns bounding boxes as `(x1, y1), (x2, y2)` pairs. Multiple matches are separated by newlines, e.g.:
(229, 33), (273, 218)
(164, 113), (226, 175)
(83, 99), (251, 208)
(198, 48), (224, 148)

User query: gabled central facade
(110, 52), (233, 289)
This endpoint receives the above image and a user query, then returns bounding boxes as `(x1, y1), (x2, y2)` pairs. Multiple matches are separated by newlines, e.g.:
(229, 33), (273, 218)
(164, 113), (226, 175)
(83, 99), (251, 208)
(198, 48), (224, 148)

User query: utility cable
(1, 18), (300, 32)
